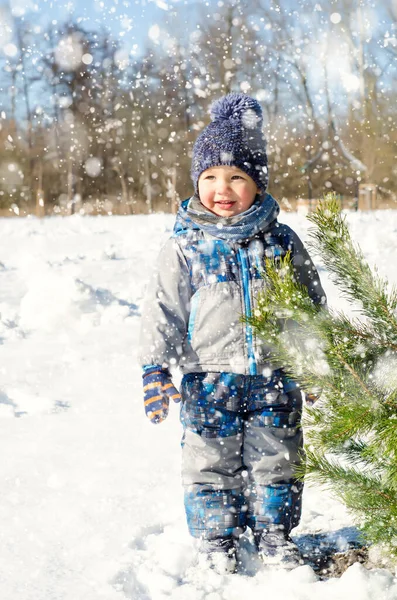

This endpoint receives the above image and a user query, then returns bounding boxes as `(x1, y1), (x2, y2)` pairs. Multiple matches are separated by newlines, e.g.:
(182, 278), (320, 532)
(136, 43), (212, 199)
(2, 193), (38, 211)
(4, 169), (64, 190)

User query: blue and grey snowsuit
(139, 193), (326, 540)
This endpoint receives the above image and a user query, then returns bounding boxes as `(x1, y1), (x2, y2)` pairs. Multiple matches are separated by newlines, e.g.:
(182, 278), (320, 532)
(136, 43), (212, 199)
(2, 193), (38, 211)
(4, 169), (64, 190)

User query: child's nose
(216, 179), (230, 192)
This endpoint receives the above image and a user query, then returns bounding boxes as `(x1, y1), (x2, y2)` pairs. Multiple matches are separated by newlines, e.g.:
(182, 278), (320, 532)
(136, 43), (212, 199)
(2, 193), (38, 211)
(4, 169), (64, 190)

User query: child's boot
(254, 528), (303, 570)
(196, 537), (237, 574)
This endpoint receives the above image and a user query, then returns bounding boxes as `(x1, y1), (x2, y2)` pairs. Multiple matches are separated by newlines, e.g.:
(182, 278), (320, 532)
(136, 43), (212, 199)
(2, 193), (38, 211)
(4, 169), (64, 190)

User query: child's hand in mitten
(142, 366), (181, 424)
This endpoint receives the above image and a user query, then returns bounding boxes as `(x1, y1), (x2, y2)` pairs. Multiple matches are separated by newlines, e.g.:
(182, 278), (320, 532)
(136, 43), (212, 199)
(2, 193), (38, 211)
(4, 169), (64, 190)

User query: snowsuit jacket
(139, 194), (326, 376)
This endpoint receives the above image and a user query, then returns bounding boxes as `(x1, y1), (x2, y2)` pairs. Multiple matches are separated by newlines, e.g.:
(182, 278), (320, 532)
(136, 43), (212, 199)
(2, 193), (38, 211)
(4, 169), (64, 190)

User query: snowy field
(1, 209), (397, 600)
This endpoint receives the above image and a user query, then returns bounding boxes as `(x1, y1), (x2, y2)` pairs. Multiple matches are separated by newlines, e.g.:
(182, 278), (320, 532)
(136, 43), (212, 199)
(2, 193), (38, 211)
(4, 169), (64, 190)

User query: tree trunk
(36, 161), (45, 217)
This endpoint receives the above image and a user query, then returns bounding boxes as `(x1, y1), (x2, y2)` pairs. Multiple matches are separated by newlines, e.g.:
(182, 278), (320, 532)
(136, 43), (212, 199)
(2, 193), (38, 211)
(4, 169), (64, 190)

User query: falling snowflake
(54, 34), (84, 71)
(84, 158), (102, 178)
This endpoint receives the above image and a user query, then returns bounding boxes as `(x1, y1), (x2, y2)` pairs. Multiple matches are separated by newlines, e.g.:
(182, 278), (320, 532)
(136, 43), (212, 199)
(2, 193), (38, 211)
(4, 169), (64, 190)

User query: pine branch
(307, 196), (397, 341)
(322, 310), (397, 356)
(302, 449), (395, 507)
(250, 253), (388, 406)
(299, 449), (397, 551)
(303, 397), (380, 450)
(249, 194), (397, 557)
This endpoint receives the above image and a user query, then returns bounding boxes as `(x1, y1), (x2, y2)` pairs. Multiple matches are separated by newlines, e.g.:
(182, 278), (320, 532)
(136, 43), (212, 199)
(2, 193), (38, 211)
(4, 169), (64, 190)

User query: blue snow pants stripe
(184, 488), (246, 539)
(237, 248), (257, 375)
(246, 481), (303, 533)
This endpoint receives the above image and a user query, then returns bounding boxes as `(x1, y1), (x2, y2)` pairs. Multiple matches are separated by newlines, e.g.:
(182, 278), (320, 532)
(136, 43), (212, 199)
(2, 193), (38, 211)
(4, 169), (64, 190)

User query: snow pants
(180, 371), (304, 540)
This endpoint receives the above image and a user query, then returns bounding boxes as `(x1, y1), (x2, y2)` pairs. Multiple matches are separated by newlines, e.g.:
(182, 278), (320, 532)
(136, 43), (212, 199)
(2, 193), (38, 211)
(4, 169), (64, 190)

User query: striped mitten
(142, 365), (181, 424)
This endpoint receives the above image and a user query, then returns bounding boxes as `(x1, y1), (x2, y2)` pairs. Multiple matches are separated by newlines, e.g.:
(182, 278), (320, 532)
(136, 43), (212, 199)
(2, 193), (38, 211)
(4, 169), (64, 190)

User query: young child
(139, 93), (326, 573)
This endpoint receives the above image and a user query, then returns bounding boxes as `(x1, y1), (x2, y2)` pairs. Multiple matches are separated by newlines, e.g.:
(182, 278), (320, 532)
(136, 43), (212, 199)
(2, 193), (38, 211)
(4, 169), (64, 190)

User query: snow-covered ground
(1, 209), (397, 600)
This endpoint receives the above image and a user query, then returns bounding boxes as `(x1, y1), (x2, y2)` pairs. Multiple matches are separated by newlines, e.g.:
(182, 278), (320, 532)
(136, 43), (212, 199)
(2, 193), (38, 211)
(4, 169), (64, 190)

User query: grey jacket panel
(139, 223), (326, 374)
(139, 238), (192, 367)
(139, 249), (254, 373)
(185, 280), (245, 364)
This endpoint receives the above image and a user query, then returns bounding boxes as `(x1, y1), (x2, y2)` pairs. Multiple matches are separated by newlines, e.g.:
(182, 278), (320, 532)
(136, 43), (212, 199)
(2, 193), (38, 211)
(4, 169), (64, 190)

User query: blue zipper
(187, 291), (200, 341)
(237, 248), (257, 375)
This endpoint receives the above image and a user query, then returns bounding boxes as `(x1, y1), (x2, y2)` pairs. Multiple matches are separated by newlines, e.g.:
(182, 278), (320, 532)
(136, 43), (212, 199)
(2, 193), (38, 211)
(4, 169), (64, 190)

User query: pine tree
(249, 195), (397, 555)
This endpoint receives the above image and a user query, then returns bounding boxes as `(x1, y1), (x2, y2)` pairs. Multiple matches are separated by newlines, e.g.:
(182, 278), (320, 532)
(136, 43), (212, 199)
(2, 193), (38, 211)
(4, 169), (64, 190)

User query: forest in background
(0, 0), (396, 216)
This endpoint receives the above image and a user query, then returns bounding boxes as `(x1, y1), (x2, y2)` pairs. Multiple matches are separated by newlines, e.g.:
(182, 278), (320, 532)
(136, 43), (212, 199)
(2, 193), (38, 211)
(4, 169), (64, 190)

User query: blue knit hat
(191, 93), (269, 195)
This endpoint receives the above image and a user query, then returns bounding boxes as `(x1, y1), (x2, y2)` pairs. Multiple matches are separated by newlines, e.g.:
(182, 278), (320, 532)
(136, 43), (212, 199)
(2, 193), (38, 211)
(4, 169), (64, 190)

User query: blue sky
(1, 0), (393, 121)
(3, 0), (199, 55)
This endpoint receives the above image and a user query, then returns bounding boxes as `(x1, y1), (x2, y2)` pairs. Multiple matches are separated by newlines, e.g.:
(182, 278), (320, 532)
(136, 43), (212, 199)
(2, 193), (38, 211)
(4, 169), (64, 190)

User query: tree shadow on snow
(75, 279), (140, 316)
(294, 526), (367, 577)
(0, 391), (27, 418)
(52, 400), (70, 413)
(0, 315), (25, 344)
(0, 391), (70, 418)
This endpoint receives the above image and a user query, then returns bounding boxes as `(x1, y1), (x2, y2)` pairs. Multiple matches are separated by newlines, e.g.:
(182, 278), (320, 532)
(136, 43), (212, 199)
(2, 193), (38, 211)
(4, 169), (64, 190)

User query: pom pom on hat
(191, 93), (268, 194)
(210, 94), (263, 128)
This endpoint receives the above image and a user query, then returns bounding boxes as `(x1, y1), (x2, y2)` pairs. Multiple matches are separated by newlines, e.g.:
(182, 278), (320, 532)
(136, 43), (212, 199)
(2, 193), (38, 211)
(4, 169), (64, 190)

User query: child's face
(198, 166), (260, 217)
